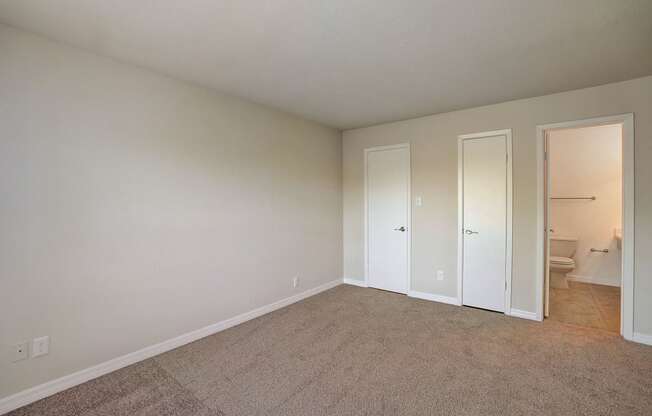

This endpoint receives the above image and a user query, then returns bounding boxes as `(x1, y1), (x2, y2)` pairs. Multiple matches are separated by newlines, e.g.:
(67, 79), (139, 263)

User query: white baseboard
(566, 274), (620, 287)
(632, 332), (652, 346)
(343, 278), (367, 287)
(0, 279), (342, 415)
(508, 308), (540, 321)
(408, 290), (460, 306)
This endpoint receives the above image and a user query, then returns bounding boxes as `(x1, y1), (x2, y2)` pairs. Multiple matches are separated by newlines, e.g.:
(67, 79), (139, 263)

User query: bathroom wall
(548, 125), (622, 286)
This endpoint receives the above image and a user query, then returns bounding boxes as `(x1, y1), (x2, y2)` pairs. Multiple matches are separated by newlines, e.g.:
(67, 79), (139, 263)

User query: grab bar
(590, 248), (609, 253)
(551, 196), (596, 201)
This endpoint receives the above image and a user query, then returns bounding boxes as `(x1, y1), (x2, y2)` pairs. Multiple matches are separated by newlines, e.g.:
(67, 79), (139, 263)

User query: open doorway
(546, 124), (622, 331)
(536, 114), (634, 340)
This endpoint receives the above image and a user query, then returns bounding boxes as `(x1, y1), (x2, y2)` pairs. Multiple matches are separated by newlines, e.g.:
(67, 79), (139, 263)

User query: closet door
(366, 145), (410, 294)
(460, 133), (510, 312)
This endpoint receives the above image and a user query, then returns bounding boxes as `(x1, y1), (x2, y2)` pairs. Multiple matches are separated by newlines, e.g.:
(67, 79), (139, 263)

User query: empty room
(1, 1), (652, 415)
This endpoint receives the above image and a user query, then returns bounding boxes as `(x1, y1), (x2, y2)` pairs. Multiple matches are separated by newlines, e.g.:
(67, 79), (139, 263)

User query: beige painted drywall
(343, 75), (652, 336)
(549, 124), (622, 286)
(0, 25), (342, 399)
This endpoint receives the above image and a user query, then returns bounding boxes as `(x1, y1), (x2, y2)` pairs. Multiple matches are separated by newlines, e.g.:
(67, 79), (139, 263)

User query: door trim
(457, 129), (513, 312)
(363, 143), (412, 292)
(536, 114), (634, 339)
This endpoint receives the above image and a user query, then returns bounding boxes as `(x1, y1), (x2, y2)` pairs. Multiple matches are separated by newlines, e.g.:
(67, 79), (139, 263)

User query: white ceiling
(1, 1), (651, 129)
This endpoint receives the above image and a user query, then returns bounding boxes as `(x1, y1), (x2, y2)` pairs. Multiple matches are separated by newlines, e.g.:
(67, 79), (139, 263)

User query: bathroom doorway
(536, 114), (634, 340)
(546, 124), (622, 332)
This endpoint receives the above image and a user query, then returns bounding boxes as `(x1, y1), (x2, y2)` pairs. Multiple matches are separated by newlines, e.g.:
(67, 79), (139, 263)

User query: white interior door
(461, 134), (509, 312)
(544, 132), (551, 317)
(366, 145), (410, 294)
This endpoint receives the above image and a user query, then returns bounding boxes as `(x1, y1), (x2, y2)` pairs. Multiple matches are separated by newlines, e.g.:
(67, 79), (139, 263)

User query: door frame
(536, 114), (634, 339)
(363, 143), (412, 292)
(457, 129), (513, 312)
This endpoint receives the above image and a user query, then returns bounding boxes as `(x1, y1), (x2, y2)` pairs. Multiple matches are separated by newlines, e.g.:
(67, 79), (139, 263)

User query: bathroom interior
(546, 124), (622, 333)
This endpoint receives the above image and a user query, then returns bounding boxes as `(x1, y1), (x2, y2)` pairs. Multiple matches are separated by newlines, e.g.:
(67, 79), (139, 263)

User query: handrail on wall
(550, 196), (596, 200)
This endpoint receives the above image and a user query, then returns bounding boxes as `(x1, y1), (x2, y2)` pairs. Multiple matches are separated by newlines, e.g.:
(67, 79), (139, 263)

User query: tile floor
(549, 280), (620, 332)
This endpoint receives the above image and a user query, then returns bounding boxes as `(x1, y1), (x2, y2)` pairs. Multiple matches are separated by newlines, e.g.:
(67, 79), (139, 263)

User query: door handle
(393, 226), (406, 232)
(464, 229), (479, 235)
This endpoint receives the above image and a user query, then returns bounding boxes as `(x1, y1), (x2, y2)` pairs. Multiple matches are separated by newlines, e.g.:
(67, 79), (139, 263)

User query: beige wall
(343, 76), (652, 336)
(549, 124), (622, 286)
(0, 25), (342, 399)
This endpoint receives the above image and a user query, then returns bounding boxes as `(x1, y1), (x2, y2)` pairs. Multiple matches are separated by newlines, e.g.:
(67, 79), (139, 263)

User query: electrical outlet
(436, 270), (445, 281)
(293, 276), (299, 288)
(415, 196), (422, 207)
(13, 342), (29, 362)
(32, 336), (49, 358)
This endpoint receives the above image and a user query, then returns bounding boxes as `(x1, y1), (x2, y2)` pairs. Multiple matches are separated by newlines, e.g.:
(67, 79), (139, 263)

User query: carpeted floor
(9, 284), (652, 416)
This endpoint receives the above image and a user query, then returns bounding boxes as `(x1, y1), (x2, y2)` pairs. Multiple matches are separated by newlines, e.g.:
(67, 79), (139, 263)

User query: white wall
(0, 25), (342, 399)
(549, 125), (622, 286)
(343, 75), (652, 338)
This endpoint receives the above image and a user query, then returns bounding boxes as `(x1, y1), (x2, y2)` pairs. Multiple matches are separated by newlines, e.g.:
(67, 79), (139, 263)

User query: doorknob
(464, 229), (479, 235)
(393, 226), (406, 232)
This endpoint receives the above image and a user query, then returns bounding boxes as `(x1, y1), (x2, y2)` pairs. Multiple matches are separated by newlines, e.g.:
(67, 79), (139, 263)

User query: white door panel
(367, 146), (410, 294)
(544, 133), (551, 317)
(462, 136), (507, 312)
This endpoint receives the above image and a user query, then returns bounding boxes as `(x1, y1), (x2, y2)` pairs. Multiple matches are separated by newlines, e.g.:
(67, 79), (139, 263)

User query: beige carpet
(9, 284), (652, 415)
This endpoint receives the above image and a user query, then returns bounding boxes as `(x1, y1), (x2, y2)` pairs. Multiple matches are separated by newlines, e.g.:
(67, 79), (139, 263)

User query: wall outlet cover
(292, 276), (299, 288)
(32, 336), (49, 358)
(13, 342), (29, 362)
(436, 270), (445, 281)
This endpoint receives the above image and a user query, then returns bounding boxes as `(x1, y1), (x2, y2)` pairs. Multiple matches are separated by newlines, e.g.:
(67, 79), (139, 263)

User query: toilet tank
(550, 236), (578, 258)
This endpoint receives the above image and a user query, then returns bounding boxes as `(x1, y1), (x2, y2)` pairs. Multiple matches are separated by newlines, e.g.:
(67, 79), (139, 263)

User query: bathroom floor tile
(548, 282), (620, 333)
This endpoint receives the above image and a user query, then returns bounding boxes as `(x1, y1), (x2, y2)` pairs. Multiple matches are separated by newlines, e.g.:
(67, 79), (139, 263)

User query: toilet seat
(550, 256), (574, 266)
(549, 256), (575, 272)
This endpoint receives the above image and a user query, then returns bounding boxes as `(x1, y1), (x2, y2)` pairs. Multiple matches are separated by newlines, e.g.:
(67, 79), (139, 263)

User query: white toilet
(549, 236), (578, 288)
